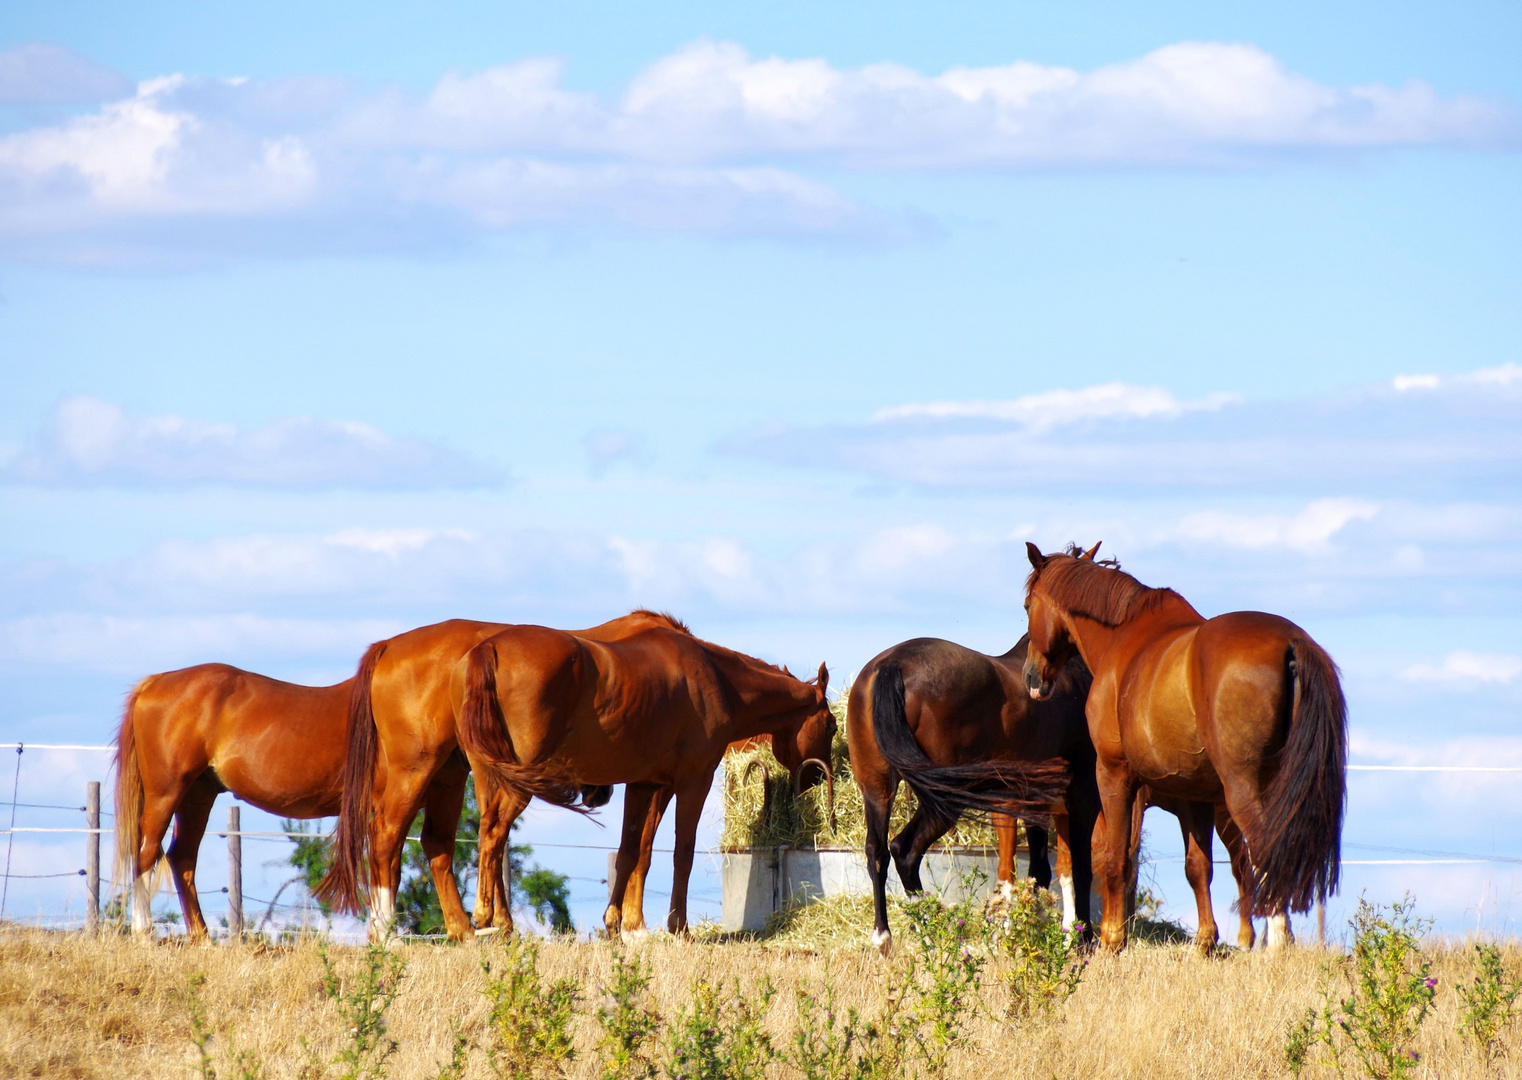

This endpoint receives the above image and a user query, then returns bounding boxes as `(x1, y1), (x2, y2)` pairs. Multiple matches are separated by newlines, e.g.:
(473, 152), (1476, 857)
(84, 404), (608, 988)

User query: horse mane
(1026, 552), (1183, 628)
(630, 608), (692, 636)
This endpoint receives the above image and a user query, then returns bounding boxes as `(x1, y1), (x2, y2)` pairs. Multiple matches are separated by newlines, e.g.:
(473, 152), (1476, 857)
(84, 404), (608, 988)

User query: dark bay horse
(1021, 542), (1346, 951)
(846, 635), (1093, 955)
(448, 624), (836, 938)
(113, 665), (473, 939)
(315, 610), (689, 940)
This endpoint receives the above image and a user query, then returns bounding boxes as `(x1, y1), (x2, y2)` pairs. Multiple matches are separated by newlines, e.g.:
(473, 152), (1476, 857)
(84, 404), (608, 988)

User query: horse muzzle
(1023, 661), (1053, 700)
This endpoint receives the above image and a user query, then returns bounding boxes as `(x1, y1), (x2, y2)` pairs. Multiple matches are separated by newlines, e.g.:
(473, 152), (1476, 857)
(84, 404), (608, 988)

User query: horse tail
(870, 662), (1070, 827)
(1250, 637), (1347, 916)
(112, 679), (151, 893)
(315, 640), (386, 914)
(456, 640), (591, 813)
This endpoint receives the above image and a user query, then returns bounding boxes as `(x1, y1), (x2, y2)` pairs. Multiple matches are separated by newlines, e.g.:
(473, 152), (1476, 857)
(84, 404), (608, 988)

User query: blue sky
(1, 0), (1519, 939)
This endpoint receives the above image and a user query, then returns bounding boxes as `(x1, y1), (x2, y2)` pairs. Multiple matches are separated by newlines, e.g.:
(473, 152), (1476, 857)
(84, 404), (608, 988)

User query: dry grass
(6, 924), (1521, 1080)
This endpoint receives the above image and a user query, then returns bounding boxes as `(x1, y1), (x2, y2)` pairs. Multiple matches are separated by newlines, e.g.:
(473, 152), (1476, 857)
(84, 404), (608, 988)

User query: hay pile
(719, 699), (1003, 851)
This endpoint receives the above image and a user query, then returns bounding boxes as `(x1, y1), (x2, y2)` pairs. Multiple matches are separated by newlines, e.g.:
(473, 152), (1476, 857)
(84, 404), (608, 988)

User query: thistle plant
(1283, 895), (1436, 1080)
(595, 945), (661, 1080)
(985, 881), (1086, 1020)
(900, 892), (985, 1077)
(185, 972), (268, 1080)
(482, 934), (579, 1080)
(664, 976), (776, 1080)
(1458, 942), (1522, 1066)
(318, 938), (409, 1080)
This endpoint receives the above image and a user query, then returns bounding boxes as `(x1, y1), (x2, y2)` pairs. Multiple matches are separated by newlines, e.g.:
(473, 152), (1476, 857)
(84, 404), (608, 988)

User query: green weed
(482, 933), (579, 1080)
(1458, 942), (1522, 1067)
(318, 938), (409, 1080)
(663, 975), (776, 1080)
(595, 946), (661, 1080)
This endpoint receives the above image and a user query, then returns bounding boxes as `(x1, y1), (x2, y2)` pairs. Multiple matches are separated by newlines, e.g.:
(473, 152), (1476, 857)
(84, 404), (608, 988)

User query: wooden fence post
(227, 805), (243, 940)
(85, 781), (100, 932)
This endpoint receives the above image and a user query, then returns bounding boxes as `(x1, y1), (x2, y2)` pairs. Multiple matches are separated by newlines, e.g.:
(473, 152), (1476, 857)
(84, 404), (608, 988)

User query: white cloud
(0, 43), (131, 105)
(1393, 363), (1522, 393)
(2, 396), (503, 489)
(0, 40), (1511, 262)
(1401, 651), (1522, 686)
(872, 383), (1239, 428)
(1176, 498), (1378, 553)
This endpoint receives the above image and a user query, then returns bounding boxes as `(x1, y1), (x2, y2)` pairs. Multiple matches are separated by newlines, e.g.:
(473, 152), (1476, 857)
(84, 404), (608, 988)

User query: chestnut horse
(847, 635), (1093, 955)
(1021, 543), (1346, 951)
(113, 665), (470, 939)
(315, 610), (689, 940)
(450, 624), (836, 937)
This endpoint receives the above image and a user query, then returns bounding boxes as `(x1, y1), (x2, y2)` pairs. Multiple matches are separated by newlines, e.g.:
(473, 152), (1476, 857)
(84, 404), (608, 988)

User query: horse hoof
(621, 927), (651, 943)
(872, 928), (892, 957)
(475, 926), (502, 938)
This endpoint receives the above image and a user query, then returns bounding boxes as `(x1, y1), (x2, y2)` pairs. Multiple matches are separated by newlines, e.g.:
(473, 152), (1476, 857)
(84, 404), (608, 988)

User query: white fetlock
(132, 876), (152, 938)
(621, 927), (652, 944)
(997, 880), (1015, 901)
(1266, 913), (1291, 951)
(1058, 874), (1076, 931)
(474, 926), (502, 937)
(871, 928), (893, 957)
(369, 886), (397, 943)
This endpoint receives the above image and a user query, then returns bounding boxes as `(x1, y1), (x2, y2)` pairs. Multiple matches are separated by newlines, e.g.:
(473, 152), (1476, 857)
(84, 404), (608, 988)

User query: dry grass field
(3, 919), (1519, 1080)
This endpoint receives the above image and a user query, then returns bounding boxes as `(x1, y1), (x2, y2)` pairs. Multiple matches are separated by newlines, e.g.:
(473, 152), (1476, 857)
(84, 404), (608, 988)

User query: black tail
(870, 663), (1070, 828)
(1249, 638), (1347, 915)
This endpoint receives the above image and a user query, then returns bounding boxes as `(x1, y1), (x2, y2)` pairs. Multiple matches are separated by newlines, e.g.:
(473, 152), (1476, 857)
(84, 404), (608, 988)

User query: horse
(1021, 542), (1346, 951)
(314, 609), (690, 940)
(846, 634), (1094, 955)
(448, 624), (837, 938)
(112, 665), (483, 939)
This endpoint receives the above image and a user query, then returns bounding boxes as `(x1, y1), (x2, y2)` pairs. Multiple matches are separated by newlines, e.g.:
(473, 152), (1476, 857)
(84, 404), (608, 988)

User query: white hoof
(474, 926), (503, 938)
(997, 880), (1016, 901)
(621, 927), (652, 944)
(872, 928), (893, 957)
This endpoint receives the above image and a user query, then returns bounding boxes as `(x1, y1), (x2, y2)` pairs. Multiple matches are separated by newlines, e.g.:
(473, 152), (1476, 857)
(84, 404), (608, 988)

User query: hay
(720, 699), (1004, 852)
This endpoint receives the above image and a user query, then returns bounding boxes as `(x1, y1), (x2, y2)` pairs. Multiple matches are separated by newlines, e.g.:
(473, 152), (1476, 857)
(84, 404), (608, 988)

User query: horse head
(770, 661), (838, 830)
(1022, 542), (1086, 699)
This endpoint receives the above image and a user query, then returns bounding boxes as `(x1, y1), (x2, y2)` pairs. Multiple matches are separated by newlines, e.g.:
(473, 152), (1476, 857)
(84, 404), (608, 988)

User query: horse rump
(869, 662), (1070, 827)
(1249, 637), (1347, 915)
(456, 639), (593, 815)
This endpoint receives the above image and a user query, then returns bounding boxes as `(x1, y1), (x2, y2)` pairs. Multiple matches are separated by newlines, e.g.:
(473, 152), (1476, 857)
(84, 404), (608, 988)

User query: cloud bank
(2, 396), (503, 489)
(727, 365), (1522, 495)
(0, 40), (1513, 262)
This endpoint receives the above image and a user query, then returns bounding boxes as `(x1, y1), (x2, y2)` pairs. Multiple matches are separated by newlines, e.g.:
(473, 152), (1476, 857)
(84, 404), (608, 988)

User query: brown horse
(112, 665), (482, 939)
(846, 635), (1092, 955)
(1021, 542), (1346, 951)
(449, 624), (836, 937)
(315, 610), (689, 940)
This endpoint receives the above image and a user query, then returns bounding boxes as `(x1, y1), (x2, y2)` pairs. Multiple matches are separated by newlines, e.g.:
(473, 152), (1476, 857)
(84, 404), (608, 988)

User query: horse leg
(476, 779), (529, 934)
(165, 777), (220, 940)
(665, 773), (714, 935)
(1179, 801), (1219, 954)
(994, 813), (1018, 897)
(604, 783), (659, 937)
(1215, 807), (1256, 949)
(1053, 810), (1077, 928)
(889, 803), (952, 896)
(366, 771), (434, 942)
(1026, 823), (1052, 891)
(862, 776), (897, 955)
(1095, 762), (1138, 951)
(419, 760), (473, 942)
(131, 782), (188, 938)
(1267, 910), (1295, 950)
(624, 785), (675, 937)
(1066, 786), (1100, 941)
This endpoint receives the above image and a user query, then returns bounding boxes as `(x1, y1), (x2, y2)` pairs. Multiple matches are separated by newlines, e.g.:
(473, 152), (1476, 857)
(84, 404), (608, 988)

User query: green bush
(482, 933), (579, 1080)
(1458, 941), (1522, 1066)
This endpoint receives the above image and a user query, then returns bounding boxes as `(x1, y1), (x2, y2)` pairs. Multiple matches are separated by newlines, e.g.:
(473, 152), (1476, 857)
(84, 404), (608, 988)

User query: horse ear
(1080, 541), (1102, 561)
(1025, 541), (1047, 570)
(816, 662), (829, 696)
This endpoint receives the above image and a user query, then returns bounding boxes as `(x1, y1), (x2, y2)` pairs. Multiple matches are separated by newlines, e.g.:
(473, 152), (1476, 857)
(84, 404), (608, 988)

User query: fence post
(227, 805), (243, 940)
(1315, 898), (1326, 946)
(85, 781), (100, 932)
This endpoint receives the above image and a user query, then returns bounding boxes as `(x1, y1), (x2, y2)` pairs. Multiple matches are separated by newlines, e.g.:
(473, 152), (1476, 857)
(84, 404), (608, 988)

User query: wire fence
(2, 741), (1519, 935)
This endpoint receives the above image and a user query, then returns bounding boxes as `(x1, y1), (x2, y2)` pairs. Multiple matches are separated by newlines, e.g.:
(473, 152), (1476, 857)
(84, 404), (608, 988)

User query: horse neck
(702, 646), (815, 733)
(1066, 592), (1202, 670)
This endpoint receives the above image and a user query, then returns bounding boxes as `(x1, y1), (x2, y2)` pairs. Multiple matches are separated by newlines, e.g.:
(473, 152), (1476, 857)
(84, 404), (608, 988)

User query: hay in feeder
(719, 699), (1007, 852)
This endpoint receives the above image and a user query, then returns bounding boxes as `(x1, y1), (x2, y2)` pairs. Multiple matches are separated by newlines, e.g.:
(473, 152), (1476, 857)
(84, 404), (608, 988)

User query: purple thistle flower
(1423, 977), (1438, 989)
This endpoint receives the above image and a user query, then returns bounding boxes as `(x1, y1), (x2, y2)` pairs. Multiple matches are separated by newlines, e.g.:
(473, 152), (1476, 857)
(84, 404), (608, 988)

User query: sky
(0, 0), (1519, 940)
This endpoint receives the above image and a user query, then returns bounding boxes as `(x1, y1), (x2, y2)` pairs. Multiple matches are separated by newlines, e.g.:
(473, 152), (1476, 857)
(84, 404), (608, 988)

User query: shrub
(900, 892), (985, 1077)
(318, 939), (409, 1080)
(664, 975), (776, 1080)
(482, 933), (579, 1080)
(1457, 942), (1522, 1066)
(183, 972), (268, 1080)
(595, 946), (662, 1080)
(985, 881), (1086, 1020)
(1283, 895), (1436, 1080)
